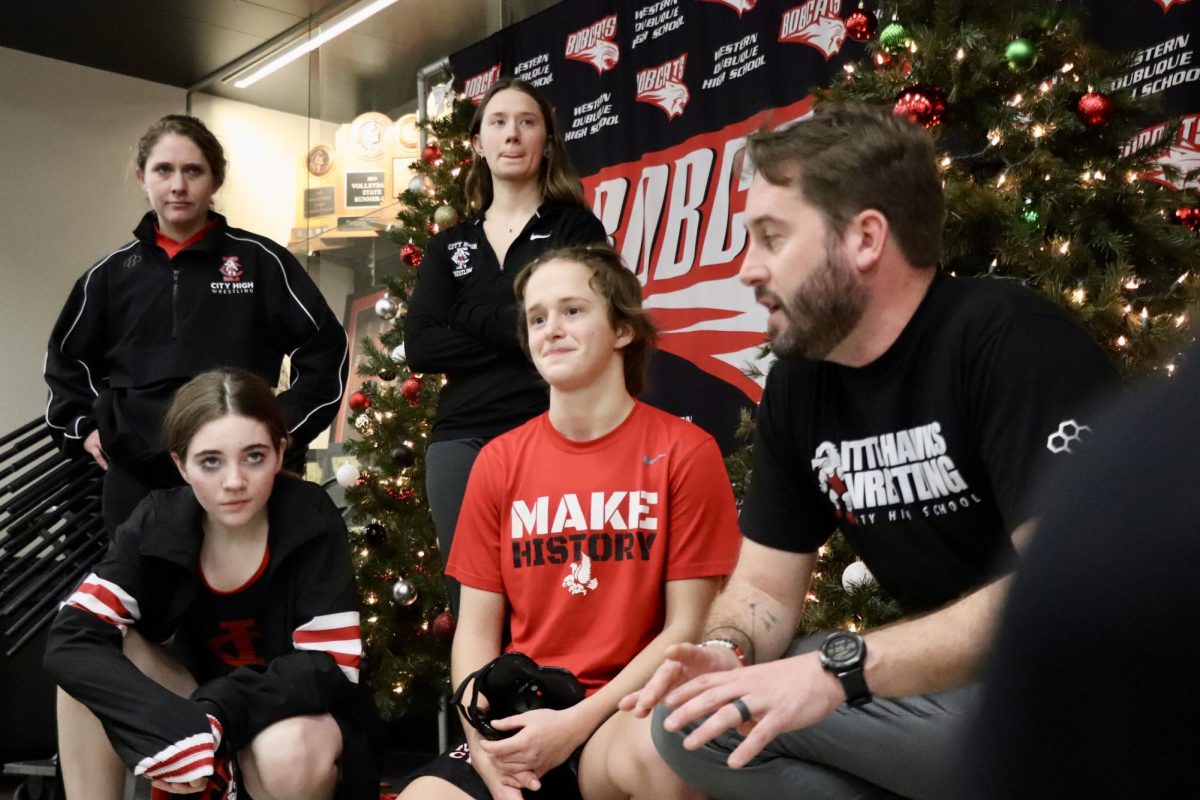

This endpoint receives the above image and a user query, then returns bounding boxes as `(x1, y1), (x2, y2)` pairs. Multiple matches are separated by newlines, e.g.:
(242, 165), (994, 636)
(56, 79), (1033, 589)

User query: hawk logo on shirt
(700, 0), (758, 15)
(563, 553), (599, 595)
(219, 256), (244, 282)
(448, 240), (477, 278)
(812, 441), (858, 525)
(636, 55), (691, 119)
(565, 14), (620, 74)
(779, 1), (848, 60)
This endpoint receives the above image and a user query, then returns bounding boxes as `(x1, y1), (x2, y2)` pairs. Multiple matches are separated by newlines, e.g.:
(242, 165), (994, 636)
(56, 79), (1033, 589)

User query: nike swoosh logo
(529, 232), (551, 240)
(643, 453), (667, 465)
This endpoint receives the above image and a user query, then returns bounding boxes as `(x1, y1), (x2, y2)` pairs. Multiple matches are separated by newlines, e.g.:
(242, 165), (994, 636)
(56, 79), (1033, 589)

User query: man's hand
(659, 653), (845, 769)
(619, 642), (740, 718)
(477, 705), (590, 788)
(83, 429), (108, 470)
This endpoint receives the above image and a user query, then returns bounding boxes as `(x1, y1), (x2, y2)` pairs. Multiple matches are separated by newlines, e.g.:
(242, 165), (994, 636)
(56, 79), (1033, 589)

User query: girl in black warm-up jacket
(45, 368), (376, 800)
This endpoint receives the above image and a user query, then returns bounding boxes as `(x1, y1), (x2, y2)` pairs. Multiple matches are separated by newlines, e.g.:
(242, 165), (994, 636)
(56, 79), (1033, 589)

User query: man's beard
(760, 236), (868, 360)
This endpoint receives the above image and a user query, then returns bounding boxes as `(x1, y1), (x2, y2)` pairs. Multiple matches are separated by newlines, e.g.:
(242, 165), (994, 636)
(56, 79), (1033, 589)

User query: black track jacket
(44, 475), (374, 792)
(44, 212), (348, 467)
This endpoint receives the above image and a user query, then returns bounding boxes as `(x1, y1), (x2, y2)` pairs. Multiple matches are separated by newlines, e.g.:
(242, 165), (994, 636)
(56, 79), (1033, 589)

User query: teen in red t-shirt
(400, 245), (740, 800)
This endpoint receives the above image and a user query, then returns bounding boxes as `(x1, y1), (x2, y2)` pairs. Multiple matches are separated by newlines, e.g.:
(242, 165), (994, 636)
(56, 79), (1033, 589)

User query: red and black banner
(450, 0), (1200, 452)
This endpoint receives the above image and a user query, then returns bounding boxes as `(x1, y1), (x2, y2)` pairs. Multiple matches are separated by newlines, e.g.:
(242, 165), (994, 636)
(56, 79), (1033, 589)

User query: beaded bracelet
(697, 637), (747, 666)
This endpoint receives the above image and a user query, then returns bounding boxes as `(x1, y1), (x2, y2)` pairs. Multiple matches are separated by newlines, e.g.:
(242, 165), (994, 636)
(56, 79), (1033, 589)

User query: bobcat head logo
(636, 55), (691, 120)
(565, 15), (620, 74)
(779, 3), (848, 60)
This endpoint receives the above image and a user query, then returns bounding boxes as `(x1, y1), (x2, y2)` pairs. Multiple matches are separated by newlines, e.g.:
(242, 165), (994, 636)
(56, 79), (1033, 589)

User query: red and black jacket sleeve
(43, 501), (220, 784)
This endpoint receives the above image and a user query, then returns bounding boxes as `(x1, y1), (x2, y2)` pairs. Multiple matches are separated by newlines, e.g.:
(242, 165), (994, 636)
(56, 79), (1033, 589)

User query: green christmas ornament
(878, 20), (913, 55)
(1021, 207), (1040, 224)
(1005, 38), (1037, 71)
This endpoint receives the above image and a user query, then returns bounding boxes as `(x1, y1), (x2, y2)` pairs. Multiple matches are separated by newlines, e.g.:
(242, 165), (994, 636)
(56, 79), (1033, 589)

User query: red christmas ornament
(1175, 206), (1200, 233)
(421, 143), (442, 164)
(893, 84), (946, 128)
(401, 376), (424, 406)
(1076, 91), (1114, 127)
(383, 486), (415, 502)
(401, 243), (423, 268)
(846, 7), (878, 43)
(432, 610), (457, 641)
(348, 390), (371, 412)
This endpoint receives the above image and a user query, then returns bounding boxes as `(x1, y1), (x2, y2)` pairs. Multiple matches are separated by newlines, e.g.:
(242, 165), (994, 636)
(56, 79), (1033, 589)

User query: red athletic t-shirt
(447, 401), (741, 693)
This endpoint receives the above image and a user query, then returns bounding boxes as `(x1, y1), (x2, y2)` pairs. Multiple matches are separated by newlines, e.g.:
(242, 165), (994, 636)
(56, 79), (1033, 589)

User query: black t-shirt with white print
(740, 271), (1119, 613)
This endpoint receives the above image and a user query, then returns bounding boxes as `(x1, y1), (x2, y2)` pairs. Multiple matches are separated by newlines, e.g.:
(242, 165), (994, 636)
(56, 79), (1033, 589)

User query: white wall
(0, 46), (184, 436)
(0, 50), (360, 443)
(190, 92), (314, 247)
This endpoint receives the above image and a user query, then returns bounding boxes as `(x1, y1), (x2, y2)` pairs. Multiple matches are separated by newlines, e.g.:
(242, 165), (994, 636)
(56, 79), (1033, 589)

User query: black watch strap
(835, 665), (872, 707)
(819, 631), (872, 707)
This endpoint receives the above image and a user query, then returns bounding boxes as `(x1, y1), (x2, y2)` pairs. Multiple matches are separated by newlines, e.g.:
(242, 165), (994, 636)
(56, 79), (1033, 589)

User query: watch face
(821, 632), (864, 669)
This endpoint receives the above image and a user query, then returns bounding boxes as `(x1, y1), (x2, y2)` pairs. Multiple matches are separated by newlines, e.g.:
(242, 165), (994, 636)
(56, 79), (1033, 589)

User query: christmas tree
(337, 99), (475, 719)
(783, 0), (1200, 634)
(829, 0), (1199, 372)
(342, 1), (1200, 703)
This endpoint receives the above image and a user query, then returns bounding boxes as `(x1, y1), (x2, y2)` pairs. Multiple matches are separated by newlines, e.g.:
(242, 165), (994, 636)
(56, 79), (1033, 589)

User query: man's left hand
(661, 652), (845, 768)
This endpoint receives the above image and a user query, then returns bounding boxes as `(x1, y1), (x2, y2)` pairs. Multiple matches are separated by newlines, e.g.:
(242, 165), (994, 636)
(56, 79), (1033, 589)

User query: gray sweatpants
(651, 635), (979, 800)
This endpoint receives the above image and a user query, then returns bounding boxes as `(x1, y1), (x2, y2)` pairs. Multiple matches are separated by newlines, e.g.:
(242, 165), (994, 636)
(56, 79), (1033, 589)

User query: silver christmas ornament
(375, 295), (400, 321)
(392, 578), (418, 606)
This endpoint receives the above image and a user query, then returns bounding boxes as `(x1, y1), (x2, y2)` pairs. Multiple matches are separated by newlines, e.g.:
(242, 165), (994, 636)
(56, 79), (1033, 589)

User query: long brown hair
(514, 245), (657, 396)
(464, 77), (586, 212)
(164, 369), (287, 459)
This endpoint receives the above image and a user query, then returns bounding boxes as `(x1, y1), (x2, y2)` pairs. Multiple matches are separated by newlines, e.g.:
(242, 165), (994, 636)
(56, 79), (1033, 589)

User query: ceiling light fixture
(227, 0), (402, 89)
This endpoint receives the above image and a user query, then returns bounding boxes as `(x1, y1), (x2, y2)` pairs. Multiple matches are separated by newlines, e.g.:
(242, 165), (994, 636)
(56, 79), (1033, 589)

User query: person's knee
(246, 715), (341, 798)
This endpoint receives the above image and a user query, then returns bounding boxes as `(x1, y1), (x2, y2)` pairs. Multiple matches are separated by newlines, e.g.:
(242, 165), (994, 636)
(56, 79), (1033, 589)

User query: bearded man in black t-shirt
(620, 105), (1119, 800)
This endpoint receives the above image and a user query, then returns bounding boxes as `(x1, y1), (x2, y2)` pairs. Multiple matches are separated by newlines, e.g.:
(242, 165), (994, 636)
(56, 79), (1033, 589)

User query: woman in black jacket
(404, 78), (606, 611)
(44, 115), (348, 534)
(45, 369), (375, 800)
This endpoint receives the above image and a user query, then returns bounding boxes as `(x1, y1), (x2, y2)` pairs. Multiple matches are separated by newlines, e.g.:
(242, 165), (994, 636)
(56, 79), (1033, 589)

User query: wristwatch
(818, 631), (872, 707)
